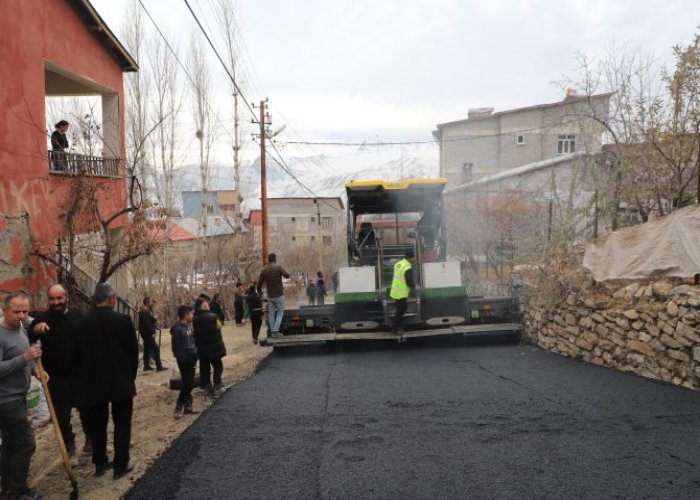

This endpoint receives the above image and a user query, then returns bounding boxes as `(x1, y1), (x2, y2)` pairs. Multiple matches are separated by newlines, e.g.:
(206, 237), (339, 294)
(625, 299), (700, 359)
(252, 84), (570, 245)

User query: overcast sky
(91, 0), (698, 152)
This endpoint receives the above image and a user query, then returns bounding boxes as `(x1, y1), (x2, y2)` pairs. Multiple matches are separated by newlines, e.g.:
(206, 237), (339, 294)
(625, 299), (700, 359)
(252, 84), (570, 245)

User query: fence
(47, 151), (121, 177)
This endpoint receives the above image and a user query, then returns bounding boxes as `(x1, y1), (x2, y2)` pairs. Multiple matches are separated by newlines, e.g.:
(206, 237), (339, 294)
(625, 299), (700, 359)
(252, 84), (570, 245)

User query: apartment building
(434, 91), (611, 186)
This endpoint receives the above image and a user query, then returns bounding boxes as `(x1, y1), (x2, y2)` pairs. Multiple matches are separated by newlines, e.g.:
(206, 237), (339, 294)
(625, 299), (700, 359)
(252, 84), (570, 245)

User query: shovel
(35, 353), (79, 499)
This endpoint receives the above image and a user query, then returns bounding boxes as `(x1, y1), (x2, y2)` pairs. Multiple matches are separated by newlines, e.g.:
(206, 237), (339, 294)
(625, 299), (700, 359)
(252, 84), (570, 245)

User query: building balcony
(47, 151), (121, 177)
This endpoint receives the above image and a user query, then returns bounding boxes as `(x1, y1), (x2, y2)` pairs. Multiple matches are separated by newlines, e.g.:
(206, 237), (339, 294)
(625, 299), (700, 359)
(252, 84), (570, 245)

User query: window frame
(557, 134), (576, 154)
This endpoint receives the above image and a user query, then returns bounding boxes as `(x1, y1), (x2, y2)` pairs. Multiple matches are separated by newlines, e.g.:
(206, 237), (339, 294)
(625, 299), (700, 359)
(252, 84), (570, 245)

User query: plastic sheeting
(583, 205), (700, 281)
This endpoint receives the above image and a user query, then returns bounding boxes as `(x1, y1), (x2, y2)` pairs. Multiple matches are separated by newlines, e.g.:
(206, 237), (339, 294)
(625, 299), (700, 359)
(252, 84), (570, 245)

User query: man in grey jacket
(0, 292), (43, 500)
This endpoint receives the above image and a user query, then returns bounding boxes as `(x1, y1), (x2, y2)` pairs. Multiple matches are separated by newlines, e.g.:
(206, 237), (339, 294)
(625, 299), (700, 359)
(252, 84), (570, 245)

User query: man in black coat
(28, 284), (88, 460)
(192, 298), (227, 398)
(137, 296), (166, 372)
(74, 283), (138, 480)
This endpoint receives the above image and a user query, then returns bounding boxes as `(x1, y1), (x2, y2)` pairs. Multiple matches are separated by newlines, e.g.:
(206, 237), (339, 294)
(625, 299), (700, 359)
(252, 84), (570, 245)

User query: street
(126, 336), (700, 499)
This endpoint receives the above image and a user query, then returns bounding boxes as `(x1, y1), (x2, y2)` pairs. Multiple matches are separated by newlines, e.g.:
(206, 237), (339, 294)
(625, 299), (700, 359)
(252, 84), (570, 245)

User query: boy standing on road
(306, 280), (316, 306)
(245, 285), (264, 345)
(170, 306), (198, 418)
(192, 299), (227, 397)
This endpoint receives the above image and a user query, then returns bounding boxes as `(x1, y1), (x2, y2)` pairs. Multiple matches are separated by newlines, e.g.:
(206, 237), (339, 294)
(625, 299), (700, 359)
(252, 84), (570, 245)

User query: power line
(135, 0), (240, 148)
(183, 0), (259, 125)
(281, 139), (438, 146)
(278, 121), (594, 147)
(183, 0), (342, 211)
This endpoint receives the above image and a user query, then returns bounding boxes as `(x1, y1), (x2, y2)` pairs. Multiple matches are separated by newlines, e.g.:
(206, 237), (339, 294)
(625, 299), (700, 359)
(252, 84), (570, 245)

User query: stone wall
(522, 280), (700, 390)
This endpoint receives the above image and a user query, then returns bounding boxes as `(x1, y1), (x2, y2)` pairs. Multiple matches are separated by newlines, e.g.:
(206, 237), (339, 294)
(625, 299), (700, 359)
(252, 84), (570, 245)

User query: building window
(323, 236), (332, 246)
(291, 236), (296, 241)
(322, 217), (333, 228)
(516, 134), (525, 145)
(310, 236), (315, 242)
(291, 217), (296, 222)
(557, 134), (576, 154)
(310, 216), (315, 222)
(461, 163), (473, 184)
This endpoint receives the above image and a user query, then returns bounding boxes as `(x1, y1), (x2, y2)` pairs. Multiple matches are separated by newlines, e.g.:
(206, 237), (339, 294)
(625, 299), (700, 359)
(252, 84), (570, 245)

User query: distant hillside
(170, 141), (439, 213)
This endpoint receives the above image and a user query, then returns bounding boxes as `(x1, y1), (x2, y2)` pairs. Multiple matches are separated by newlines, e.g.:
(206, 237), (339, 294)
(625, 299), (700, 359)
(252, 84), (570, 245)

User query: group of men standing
(0, 283), (137, 500)
(0, 246), (415, 499)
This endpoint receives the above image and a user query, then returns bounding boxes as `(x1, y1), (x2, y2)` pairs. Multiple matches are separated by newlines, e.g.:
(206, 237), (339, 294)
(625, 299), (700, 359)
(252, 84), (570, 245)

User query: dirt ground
(28, 321), (272, 499)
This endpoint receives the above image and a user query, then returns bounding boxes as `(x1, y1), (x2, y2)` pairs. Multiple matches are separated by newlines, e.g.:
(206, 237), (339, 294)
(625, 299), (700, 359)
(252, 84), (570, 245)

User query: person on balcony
(50, 120), (69, 171)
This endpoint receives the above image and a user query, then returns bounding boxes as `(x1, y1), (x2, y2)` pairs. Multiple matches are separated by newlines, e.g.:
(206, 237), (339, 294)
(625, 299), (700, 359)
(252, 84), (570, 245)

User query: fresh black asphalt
(126, 335), (700, 499)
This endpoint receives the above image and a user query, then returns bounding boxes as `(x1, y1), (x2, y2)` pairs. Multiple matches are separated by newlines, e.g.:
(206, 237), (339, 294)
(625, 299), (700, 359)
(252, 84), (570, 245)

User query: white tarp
(583, 204), (700, 281)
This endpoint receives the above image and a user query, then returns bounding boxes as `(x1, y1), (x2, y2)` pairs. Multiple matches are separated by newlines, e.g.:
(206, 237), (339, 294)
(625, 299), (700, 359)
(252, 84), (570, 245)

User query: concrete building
(434, 92), (611, 187)
(182, 190), (240, 218)
(0, 0), (136, 299)
(245, 197), (346, 275)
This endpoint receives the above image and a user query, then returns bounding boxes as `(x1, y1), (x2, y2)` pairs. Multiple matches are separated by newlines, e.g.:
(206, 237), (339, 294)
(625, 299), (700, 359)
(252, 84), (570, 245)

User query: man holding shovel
(0, 292), (43, 500)
(28, 284), (89, 463)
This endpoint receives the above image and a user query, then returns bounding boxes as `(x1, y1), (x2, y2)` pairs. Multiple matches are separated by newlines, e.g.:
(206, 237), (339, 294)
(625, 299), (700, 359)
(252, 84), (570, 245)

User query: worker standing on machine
(390, 250), (415, 334)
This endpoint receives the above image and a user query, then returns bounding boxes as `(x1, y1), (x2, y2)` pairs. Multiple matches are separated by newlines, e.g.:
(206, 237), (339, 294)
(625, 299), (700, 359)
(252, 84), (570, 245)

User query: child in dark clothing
(170, 305), (198, 418)
(245, 285), (264, 344)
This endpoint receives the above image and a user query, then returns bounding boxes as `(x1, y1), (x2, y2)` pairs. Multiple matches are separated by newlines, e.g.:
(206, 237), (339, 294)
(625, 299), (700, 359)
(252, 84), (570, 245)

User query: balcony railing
(48, 151), (121, 177)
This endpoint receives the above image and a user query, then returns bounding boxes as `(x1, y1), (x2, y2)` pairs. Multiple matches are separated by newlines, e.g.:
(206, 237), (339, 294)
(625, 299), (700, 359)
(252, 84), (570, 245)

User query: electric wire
(194, 0), (350, 187)
(184, 0), (343, 212)
(136, 0), (240, 150)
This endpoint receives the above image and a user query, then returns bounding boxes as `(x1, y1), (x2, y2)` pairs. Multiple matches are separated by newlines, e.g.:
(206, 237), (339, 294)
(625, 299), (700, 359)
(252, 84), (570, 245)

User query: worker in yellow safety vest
(389, 250), (415, 334)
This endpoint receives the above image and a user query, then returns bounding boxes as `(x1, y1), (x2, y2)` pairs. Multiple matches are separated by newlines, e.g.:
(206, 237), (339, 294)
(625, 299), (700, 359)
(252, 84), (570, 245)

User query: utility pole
(256, 99), (271, 266)
(260, 98), (269, 265)
(314, 199), (323, 273)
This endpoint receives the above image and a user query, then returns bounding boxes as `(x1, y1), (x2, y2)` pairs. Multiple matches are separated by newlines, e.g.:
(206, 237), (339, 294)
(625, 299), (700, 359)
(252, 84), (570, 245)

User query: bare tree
(123, 1), (151, 197)
(558, 32), (700, 229)
(147, 31), (185, 213)
(215, 0), (246, 231)
(189, 37), (217, 280)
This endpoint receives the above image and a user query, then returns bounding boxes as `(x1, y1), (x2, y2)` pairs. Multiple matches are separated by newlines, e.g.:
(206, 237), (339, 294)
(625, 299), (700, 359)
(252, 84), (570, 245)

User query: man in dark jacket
(137, 296), (165, 372)
(209, 293), (226, 324)
(74, 283), (138, 480)
(245, 285), (264, 345)
(170, 305), (197, 418)
(233, 285), (245, 325)
(28, 284), (88, 461)
(192, 298), (226, 397)
(256, 253), (290, 338)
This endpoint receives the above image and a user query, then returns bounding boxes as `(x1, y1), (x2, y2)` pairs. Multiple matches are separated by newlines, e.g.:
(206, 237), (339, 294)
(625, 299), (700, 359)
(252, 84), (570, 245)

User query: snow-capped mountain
(171, 140), (439, 213)
(241, 142), (439, 204)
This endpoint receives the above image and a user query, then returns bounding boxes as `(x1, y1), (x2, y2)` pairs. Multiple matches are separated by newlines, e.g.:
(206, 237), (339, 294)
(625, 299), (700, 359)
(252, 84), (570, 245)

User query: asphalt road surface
(126, 335), (700, 499)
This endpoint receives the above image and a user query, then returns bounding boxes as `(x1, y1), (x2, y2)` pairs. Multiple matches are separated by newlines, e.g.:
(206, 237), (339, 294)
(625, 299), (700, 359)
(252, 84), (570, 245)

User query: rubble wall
(522, 280), (700, 390)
